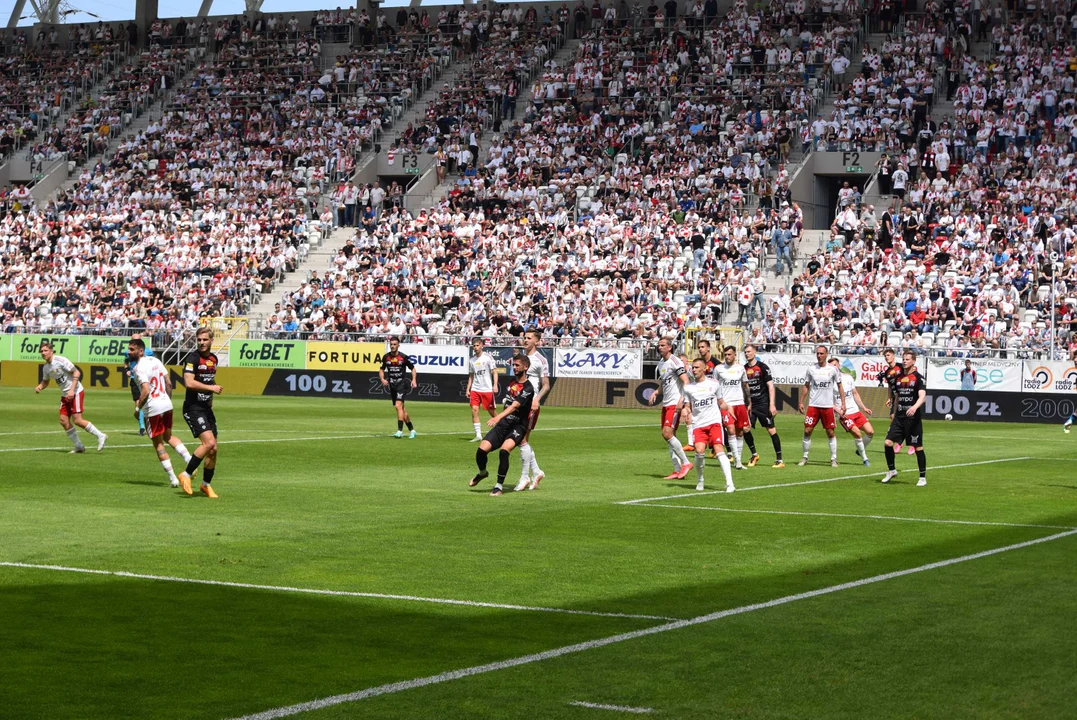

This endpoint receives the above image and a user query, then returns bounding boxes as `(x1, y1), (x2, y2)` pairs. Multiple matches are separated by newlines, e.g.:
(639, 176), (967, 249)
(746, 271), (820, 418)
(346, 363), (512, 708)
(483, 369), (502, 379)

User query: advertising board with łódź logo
(1021, 361), (1077, 394)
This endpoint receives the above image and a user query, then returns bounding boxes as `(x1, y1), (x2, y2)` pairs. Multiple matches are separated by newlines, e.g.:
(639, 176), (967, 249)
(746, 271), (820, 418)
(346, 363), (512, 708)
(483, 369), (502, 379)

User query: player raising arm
(799, 345), (845, 467)
(470, 355), (536, 496)
(467, 338), (499, 442)
(35, 341), (107, 453)
(380, 336), (417, 438)
(882, 350), (928, 486)
(128, 339), (193, 489)
(829, 357), (875, 466)
(177, 327), (223, 498)
(678, 358), (735, 493)
(650, 337), (693, 480)
(743, 344), (783, 467)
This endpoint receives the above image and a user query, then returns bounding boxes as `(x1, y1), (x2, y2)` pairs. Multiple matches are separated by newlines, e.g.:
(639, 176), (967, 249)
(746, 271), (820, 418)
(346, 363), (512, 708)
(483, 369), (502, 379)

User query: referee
(379, 336), (417, 438)
(882, 350), (927, 486)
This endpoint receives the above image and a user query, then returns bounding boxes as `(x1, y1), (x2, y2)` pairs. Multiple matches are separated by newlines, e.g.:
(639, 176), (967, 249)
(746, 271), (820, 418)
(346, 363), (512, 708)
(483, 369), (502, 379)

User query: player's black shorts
(388, 382), (410, 404)
(483, 419), (526, 449)
(183, 405), (218, 439)
(750, 403), (775, 429)
(886, 414), (923, 447)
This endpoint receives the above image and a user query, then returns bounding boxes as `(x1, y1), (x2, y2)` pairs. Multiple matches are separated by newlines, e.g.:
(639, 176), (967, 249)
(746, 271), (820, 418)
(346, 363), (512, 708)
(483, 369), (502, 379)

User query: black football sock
(185, 455), (203, 476)
(916, 449), (926, 477)
(406, 421), (414, 431)
(476, 448), (488, 471)
(397, 420), (404, 431)
(771, 433), (782, 461)
(885, 445), (896, 471)
(203, 468), (215, 485)
(744, 431), (757, 455)
(497, 449), (511, 484)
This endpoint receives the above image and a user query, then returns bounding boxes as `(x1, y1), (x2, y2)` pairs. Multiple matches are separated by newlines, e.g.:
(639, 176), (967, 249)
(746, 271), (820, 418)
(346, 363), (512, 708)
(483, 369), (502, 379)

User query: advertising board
(553, 348), (643, 379)
(926, 358), (1022, 392)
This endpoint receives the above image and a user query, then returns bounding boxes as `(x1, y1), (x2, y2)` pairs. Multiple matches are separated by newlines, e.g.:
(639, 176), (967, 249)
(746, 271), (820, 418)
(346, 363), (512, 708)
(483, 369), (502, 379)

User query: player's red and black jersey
(380, 351), (415, 385)
(743, 360), (773, 402)
(182, 351), (218, 408)
(878, 363), (902, 390)
(893, 369), (926, 417)
(702, 356), (719, 374)
(502, 378), (536, 426)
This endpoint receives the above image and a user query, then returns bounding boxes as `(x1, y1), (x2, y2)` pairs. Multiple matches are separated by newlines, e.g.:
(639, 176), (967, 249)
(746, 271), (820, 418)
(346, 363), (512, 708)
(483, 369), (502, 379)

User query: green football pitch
(1, 387), (1075, 720)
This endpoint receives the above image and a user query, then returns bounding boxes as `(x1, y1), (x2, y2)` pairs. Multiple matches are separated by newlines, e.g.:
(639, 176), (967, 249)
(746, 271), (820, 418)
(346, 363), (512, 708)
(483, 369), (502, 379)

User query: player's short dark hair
(129, 338), (146, 350)
(196, 327), (214, 338)
(512, 353), (531, 368)
(723, 345), (736, 354)
(472, 337), (484, 345)
(884, 348), (896, 356)
(389, 335), (400, 343)
(698, 339), (711, 348)
(903, 349), (917, 359)
(525, 329), (542, 339)
(39, 341), (53, 351)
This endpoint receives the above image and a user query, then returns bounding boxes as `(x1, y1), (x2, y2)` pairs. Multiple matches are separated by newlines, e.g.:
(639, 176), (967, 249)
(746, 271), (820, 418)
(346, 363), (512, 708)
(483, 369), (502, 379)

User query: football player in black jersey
(882, 350), (928, 486)
(177, 327), (223, 498)
(379, 336), (418, 438)
(469, 354), (535, 496)
(743, 344), (784, 467)
(877, 348), (910, 454)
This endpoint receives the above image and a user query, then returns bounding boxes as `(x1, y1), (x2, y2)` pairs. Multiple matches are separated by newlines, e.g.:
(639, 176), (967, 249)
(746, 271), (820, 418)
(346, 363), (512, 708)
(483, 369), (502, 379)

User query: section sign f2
(229, 339), (306, 369)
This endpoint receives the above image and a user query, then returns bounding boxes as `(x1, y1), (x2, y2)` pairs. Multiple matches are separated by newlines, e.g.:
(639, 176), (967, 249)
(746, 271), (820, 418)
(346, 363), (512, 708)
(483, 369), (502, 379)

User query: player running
(882, 350), (928, 486)
(128, 338), (193, 488)
(743, 344), (783, 467)
(799, 345), (845, 467)
(470, 355), (536, 496)
(714, 345), (751, 470)
(125, 332), (154, 436)
(177, 327), (223, 498)
(35, 341), (107, 453)
(829, 357), (875, 466)
(649, 337), (692, 480)
(467, 338), (499, 442)
(379, 336), (417, 438)
(877, 348), (912, 454)
(515, 329), (550, 492)
(677, 358), (735, 492)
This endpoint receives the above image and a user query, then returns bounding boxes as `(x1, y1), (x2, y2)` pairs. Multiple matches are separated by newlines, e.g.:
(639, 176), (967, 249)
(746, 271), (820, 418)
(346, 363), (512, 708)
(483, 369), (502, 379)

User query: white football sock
(855, 437), (866, 457)
(694, 452), (706, 482)
(717, 453), (733, 486)
(83, 423), (104, 439)
(473, 422), (481, 437)
(733, 435), (743, 465)
(518, 445), (533, 481)
(161, 459), (178, 482)
(173, 442), (192, 464)
(667, 437), (687, 469)
(863, 434), (874, 449)
(828, 436), (838, 459)
(530, 448), (542, 476)
(802, 435), (811, 456)
(66, 427), (84, 449)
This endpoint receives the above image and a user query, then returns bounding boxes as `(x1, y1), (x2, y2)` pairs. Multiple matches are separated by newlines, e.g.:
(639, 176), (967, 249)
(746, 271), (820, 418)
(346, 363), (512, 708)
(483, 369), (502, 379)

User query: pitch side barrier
(1, 346), (1073, 423)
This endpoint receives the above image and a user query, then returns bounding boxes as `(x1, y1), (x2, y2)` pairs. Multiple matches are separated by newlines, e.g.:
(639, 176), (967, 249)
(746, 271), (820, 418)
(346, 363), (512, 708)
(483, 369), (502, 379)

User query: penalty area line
(224, 528), (1077, 720)
(614, 457), (1033, 505)
(630, 504), (1077, 530)
(569, 701), (655, 714)
(0, 561), (675, 622)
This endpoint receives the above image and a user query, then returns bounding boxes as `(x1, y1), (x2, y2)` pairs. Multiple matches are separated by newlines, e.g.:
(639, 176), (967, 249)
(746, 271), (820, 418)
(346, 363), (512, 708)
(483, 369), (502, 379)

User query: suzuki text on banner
(553, 348), (643, 379)
(927, 357), (1022, 392)
(1021, 361), (1077, 393)
(399, 343), (470, 375)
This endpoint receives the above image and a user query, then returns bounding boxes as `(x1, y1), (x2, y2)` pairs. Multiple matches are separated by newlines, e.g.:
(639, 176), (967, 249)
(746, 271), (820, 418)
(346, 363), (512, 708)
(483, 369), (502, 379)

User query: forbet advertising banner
(230, 339), (306, 369)
(10, 334), (78, 362)
(79, 336), (151, 364)
(399, 343), (469, 375)
(0, 334), (11, 361)
(1021, 361), (1077, 393)
(553, 347), (643, 379)
(926, 357), (1022, 393)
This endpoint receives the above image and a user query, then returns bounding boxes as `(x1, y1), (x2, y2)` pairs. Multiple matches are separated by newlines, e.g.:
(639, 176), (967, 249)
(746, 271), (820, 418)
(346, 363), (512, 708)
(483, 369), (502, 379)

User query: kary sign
(553, 348), (643, 379)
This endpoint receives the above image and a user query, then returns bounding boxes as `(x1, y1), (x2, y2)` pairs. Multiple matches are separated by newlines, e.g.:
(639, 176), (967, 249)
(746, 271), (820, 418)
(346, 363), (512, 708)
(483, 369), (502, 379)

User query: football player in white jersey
(516, 329), (550, 491)
(649, 337), (692, 479)
(35, 341), (108, 453)
(829, 357), (875, 466)
(677, 358), (735, 492)
(798, 345), (846, 467)
(714, 345), (752, 470)
(128, 339), (193, 491)
(466, 338), (500, 441)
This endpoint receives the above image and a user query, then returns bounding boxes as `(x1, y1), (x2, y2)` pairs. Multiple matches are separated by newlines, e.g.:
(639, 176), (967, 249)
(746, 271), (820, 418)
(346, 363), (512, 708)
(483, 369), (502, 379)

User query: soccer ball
(944, 413), (953, 421)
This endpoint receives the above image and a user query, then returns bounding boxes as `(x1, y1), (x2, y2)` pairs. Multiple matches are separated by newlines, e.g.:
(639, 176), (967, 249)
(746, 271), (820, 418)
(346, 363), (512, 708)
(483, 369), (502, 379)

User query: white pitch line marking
(0, 423), (652, 453)
(569, 701), (655, 714)
(0, 562), (675, 622)
(631, 504), (1077, 530)
(224, 529), (1077, 720)
(615, 457), (1032, 505)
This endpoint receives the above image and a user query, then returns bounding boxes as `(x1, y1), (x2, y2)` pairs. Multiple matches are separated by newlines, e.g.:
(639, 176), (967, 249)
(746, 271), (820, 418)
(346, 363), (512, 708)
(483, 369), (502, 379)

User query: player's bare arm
(183, 371), (223, 395)
(768, 378), (777, 416)
(66, 368), (81, 398)
(35, 378), (50, 393)
(907, 388), (926, 417)
(853, 387), (872, 416)
(537, 375), (550, 404)
(379, 366), (388, 387)
(742, 381), (752, 414)
(411, 364), (418, 389)
(799, 382), (810, 413)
